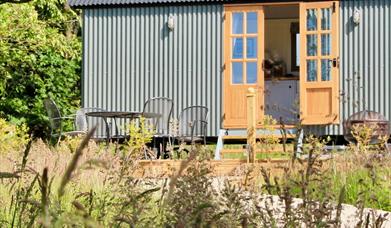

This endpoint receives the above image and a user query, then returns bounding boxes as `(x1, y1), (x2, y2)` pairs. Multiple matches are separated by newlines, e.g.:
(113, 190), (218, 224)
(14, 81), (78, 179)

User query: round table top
(85, 111), (161, 119)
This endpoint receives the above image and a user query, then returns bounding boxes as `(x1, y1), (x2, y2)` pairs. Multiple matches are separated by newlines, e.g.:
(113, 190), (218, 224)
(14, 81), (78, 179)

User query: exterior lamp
(352, 9), (361, 25)
(167, 15), (175, 31)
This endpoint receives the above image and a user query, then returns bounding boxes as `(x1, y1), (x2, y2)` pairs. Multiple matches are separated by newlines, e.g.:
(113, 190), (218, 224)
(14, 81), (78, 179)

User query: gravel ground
(210, 177), (391, 227)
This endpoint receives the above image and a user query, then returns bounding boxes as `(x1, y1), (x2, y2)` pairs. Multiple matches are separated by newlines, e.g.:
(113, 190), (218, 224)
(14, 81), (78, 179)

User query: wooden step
(223, 134), (296, 140)
(221, 147), (293, 154)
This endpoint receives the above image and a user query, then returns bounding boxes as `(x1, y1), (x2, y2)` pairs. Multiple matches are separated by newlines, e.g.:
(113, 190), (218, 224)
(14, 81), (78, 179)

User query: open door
(300, 1), (339, 125)
(223, 5), (264, 128)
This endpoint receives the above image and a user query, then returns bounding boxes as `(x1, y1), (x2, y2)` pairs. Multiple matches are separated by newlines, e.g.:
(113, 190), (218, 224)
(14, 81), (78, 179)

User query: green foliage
(0, 118), (29, 154)
(127, 118), (155, 153)
(0, 1), (81, 137)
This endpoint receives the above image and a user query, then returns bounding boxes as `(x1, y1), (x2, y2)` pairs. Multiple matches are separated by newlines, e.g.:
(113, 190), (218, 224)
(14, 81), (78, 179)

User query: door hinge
(332, 2), (336, 13)
(222, 64), (226, 72)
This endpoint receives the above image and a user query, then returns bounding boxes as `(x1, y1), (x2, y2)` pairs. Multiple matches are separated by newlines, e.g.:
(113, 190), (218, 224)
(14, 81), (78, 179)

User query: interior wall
(265, 19), (299, 75)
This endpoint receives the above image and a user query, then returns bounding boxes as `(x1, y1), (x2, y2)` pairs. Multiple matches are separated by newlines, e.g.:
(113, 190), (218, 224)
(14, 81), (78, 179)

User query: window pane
(306, 9), (317, 31)
(247, 12), (257, 34)
(307, 34), (317, 56)
(296, 33), (300, 66)
(232, 38), (243, 59)
(246, 37), (257, 58)
(307, 60), (317, 81)
(321, 34), (331, 56)
(232, 13), (243, 34)
(232, 62), (243, 84)
(321, 8), (331, 30)
(247, 62), (257, 84)
(321, 59), (331, 81)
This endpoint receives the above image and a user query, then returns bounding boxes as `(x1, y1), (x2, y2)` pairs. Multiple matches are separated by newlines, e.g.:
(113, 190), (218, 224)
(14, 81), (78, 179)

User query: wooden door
(223, 5), (264, 128)
(300, 1), (339, 125)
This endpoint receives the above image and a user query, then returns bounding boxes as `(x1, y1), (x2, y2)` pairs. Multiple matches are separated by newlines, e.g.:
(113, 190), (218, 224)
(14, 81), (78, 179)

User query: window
(291, 22), (300, 72)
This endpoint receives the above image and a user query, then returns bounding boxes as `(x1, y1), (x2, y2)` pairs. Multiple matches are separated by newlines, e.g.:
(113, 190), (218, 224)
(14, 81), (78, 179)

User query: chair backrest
(178, 106), (208, 137)
(75, 108), (109, 139)
(143, 97), (174, 135)
(44, 98), (62, 132)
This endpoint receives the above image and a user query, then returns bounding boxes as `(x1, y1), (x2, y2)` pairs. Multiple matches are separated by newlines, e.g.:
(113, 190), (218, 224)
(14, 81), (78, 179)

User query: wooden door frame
(222, 1), (340, 129)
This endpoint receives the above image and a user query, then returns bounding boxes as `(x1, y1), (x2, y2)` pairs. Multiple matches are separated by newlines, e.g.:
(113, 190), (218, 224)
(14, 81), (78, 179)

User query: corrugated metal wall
(308, 0), (391, 135)
(82, 0), (391, 136)
(82, 5), (223, 136)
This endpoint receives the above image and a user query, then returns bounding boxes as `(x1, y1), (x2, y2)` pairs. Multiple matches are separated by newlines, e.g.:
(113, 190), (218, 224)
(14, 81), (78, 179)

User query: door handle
(332, 57), (339, 68)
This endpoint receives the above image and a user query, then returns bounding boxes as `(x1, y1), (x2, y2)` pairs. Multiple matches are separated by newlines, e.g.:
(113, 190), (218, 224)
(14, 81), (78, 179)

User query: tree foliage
(0, 1), (81, 137)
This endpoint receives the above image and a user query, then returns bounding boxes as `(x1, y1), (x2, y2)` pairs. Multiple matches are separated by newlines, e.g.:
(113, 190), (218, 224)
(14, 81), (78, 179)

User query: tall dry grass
(0, 120), (390, 226)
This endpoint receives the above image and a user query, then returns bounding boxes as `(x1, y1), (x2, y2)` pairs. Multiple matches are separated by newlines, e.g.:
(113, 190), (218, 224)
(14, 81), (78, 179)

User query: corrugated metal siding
(307, 0), (391, 136)
(83, 5), (223, 136)
(83, 0), (391, 137)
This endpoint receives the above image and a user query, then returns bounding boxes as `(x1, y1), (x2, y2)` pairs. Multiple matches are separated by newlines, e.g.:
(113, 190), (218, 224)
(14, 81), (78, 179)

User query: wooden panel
(306, 88), (331, 116)
(227, 88), (247, 120)
(134, 159), (289, 177)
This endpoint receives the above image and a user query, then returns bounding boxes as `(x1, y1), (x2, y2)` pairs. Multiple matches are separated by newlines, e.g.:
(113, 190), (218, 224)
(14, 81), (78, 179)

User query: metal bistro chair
(75, 108), (111, 142)
(142, 97), (174, 158)
(175, 106), (209, 153)
(44, 98), (85, 144)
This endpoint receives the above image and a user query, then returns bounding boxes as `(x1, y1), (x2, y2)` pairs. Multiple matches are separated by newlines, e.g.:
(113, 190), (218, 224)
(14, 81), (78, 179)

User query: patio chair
(142, 97), (174, 158)
(175, 106), (208, 152)
(75, 108), (111, 141)
(44, 98), (85, 144)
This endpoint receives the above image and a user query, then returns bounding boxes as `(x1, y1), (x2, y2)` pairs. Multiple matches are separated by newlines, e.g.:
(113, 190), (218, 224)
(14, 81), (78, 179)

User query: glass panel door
(300, 1), (339, 125)
(224, 5), (264, 128)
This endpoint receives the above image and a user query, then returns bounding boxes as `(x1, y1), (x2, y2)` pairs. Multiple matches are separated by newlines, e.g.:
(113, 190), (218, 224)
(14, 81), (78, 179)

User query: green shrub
(0, 118), (29, 154)
(0, 3), (81, 138)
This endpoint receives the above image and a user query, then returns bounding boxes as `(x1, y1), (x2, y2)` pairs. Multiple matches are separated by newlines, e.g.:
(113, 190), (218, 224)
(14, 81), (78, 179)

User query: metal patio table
(85, 111), (161, 141)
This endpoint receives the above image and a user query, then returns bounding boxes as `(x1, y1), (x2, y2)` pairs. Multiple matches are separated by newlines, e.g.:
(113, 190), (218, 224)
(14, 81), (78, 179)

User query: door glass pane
(247, 62), (257, 84)
(321, 34), (331, 56)
(232, 13), (243, 34)
(232, 62), (243, 84)
(307, 34), (317, 56)
(321, 8), (331, 30)
(307, 60), (317, 81)
(306, 9), (317, 31)
(246, 37), (257, 58)
(232, 38), (243, 59)
(321, 59), (331, 81)
(247, 12), (257, 34)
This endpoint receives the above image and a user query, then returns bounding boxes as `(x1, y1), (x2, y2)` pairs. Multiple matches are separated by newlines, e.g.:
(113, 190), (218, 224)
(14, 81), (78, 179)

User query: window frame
(290, 22), (300, 72)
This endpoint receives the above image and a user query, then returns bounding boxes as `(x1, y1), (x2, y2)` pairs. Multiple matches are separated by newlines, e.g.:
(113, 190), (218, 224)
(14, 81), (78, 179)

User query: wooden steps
(222, 134), (296, 140)
(220, 144), (293, 159)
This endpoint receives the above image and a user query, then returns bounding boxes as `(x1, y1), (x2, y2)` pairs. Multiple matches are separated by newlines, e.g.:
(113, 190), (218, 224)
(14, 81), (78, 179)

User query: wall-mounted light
(352, 9), (361, 25)
(167, 15), (175, 31)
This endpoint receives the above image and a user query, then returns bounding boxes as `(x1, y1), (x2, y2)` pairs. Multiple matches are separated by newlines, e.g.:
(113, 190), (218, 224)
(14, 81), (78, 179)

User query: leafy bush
(0, 2), (81, 137)
(0, 118), (29, 154)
